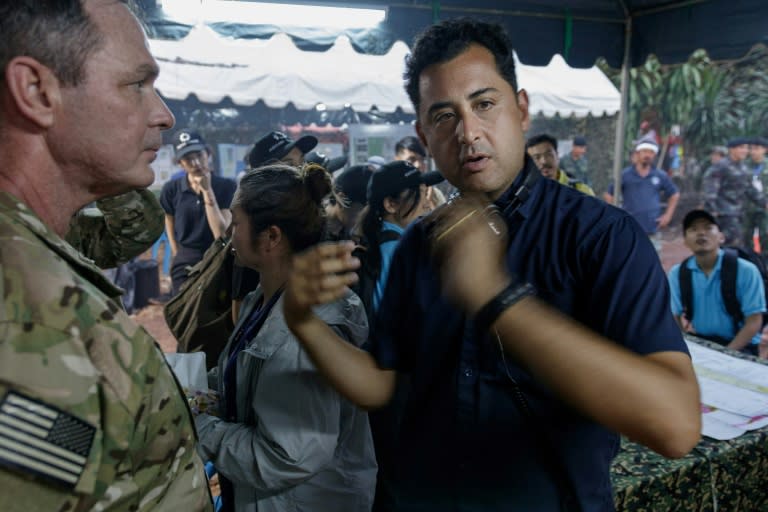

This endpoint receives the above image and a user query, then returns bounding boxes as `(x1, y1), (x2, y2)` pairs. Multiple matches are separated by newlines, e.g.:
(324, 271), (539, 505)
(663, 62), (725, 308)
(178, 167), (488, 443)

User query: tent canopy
(150, 26), (620, 116)
(144, 1), (768, 68)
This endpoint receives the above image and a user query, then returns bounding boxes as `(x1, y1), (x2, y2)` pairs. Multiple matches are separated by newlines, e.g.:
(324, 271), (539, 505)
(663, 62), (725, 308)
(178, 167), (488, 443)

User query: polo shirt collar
(687, 249), (724, 273)
(493, 154), (542, 223)
(180, 173), (194, 193)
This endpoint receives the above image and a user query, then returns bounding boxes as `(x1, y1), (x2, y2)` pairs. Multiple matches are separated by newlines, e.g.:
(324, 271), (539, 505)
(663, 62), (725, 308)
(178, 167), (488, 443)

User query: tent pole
(612, 15), (632, 207)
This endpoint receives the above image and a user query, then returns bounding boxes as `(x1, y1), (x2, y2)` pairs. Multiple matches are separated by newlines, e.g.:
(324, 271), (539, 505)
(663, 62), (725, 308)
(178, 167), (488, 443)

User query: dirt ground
(133, 233), (692, 355)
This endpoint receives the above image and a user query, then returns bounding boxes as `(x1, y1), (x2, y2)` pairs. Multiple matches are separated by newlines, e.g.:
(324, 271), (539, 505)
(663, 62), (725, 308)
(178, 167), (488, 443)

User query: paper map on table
(686, 340), (768, 440)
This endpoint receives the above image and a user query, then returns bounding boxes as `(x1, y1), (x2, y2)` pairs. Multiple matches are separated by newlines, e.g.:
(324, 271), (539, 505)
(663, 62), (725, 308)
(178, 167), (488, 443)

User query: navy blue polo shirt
(159, 174), (236, 251)
(371, 158), (687, 512)
(608, 167), (678, 234)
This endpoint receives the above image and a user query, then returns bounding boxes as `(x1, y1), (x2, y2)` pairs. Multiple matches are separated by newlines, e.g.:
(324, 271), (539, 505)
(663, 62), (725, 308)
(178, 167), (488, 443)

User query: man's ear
(516, 89), (530, 132)
(3, 57), (60, 128)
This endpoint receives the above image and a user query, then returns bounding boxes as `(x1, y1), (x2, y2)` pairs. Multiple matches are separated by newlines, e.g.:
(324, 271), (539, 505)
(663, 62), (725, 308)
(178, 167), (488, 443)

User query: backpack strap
(678, 256), (694, 322)
(720, 248), (744, 330)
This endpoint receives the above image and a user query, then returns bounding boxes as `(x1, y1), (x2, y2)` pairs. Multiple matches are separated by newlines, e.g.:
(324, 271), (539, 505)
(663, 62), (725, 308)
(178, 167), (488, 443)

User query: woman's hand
(284, 241), (360, 328)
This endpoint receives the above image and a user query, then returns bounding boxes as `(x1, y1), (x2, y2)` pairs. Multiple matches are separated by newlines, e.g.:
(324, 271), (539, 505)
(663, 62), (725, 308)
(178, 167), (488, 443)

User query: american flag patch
(0, 391), (95, 490)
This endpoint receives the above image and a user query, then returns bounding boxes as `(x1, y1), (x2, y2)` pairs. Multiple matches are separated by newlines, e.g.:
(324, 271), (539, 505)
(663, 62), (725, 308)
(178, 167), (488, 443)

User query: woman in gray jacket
(195, 163), (377, 512)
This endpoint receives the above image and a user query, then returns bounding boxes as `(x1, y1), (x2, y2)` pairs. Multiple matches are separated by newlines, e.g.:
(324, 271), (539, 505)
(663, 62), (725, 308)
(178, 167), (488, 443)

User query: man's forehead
(687, 218), (716, 229)
(528, 142), (556, 154)
(417, 45), (507, 110)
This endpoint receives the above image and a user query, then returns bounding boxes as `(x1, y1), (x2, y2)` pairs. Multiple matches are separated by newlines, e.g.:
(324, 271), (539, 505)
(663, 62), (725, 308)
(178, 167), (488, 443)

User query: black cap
(683, 209), (719, 232)
(247, 131), (318, 168)
(335, 165), (373, 204)
(305, 151), (347, 173)
(173, 129), (207, 161)
(573, 136), (587, 146)
(751, 137), (768, 147)
(367, 161), (444, 206)
(727, 137), (750, 148)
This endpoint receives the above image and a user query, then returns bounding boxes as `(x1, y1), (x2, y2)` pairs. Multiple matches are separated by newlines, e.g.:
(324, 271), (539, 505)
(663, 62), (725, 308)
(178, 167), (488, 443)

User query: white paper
(701, 413), (747, 440)
(165, 352), (208, 393)
(685, 339), (768, 439)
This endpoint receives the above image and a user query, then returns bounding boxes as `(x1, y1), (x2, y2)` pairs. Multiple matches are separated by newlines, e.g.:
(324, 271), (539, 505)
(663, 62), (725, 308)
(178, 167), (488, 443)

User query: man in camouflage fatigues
(702, 137), (765, 246)
(66, 188), (164, 268)
(0, 1), (212, 511)
(558, 135), (590, 186)
(742, 137), (768, 252)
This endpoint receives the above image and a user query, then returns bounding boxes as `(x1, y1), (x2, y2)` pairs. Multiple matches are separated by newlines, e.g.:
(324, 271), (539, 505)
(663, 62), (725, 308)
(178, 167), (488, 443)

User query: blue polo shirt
(371, 158), (687, 512)
(669, 250), (766, 345)
(608, 167), (678, 234)
(159, 174), (236, 251)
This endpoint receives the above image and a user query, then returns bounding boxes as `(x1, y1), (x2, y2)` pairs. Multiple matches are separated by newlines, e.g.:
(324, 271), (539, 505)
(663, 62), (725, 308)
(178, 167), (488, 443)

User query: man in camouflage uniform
(66, 189), (164, 268)
(0, 2), (212, 511)
(559, 135), (590, 186)
(702, 137), (765, 246)
(742, 137), (768, 253)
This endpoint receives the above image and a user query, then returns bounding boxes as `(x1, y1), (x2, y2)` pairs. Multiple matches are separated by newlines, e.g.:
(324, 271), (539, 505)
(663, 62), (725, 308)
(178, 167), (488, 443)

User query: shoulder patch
(0, 391), (95, 490)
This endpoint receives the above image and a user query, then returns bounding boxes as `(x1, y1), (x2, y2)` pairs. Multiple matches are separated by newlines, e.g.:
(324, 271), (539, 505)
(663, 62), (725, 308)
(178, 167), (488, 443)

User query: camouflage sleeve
(0, 320), (212, 512)
(746, 175), (766, 208)
(66, 189), (164, 268)
(701, 165), (722, 212)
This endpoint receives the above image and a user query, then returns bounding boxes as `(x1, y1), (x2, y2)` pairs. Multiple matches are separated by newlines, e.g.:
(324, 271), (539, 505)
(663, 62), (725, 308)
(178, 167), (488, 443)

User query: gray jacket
(196, 289), (377, 512)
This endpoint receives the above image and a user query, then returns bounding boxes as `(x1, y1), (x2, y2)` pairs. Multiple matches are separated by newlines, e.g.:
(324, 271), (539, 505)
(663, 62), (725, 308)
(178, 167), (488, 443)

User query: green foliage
(598, 46), (768, 165)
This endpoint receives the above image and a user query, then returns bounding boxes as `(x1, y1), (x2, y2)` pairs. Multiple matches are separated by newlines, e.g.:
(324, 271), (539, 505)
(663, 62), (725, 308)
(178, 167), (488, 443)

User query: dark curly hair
(404, 18), (519, 115)
(525, 133), (558, 152)
(232, 163), (332, 252)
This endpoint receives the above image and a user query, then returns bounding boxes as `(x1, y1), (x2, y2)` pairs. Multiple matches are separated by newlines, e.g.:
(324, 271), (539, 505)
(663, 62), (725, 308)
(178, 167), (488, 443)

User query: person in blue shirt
(669, 209), (766, 355)
(353, 160), (442, 510)
(281, 19), (701, 511)
(357, 160), (443, 312)
(604, 141), (680, 252)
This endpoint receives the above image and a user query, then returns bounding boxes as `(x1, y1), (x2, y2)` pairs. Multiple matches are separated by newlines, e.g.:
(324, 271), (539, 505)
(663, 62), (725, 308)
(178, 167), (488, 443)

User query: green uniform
(66, 189), (164, 269)
(559, 153), (590, 186)
(703, 157), (764, 246)
(0, 192), (212, 511)
(742, 159), (768, 253)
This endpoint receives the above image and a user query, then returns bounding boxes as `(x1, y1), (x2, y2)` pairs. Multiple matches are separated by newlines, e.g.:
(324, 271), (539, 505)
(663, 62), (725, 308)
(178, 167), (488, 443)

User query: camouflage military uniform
(702, 157), (765, 246)
(66, 188), (164, 269)
(0, 192), (212, 511)
(741, 159), (768, 252)
(559, 153), (590, 186)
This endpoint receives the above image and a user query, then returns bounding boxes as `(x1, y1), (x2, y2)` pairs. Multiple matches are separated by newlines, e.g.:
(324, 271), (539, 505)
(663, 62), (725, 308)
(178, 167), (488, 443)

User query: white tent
(150, 26), (619, 117)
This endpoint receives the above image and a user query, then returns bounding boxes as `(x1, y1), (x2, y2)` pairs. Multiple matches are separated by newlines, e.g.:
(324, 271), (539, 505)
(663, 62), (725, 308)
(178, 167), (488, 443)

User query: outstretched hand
(283, 241), (360, 327)
(426, 195), (513, 314)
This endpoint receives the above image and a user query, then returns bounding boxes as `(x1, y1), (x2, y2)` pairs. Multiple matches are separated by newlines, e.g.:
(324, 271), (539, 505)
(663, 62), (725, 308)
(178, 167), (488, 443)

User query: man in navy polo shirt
(282, 19), (701, 511)
(160, 129), (236, 295)
(604, 141), (680, 253)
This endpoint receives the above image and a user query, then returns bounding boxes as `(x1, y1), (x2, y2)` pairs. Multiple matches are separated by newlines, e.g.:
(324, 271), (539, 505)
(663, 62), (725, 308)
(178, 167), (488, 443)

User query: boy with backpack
(669, 209), (767, 356)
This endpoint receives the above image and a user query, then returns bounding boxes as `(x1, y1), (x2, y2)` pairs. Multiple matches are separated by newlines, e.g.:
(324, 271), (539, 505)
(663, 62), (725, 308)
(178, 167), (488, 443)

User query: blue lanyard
(223, 287), (283, 420)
